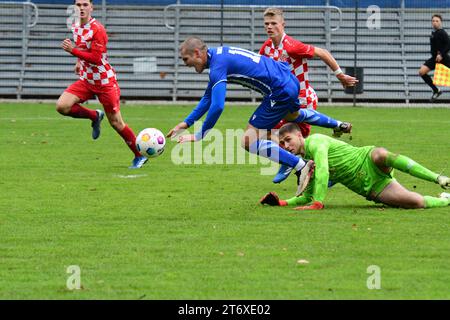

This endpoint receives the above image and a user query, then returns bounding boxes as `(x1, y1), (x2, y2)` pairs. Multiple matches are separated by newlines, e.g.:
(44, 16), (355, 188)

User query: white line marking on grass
(114, 174), (148, 179)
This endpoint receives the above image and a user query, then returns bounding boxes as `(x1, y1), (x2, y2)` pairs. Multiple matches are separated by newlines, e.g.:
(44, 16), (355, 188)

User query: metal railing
(163, 4), (343, 32)
(0, 3), (448, 103)
(163, 4), (343, 102)
(1, 1), (39, 98)
(1, 1), (39, 27)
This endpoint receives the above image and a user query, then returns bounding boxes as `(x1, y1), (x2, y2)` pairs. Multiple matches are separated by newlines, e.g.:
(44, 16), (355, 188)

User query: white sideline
(114, 174), (148, 179)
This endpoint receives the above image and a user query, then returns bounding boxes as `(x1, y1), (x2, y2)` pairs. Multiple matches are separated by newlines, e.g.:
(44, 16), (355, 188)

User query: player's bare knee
(418, 67), (429, 77)
(371, 148), (388, 166)
(55, 100), (71, 115)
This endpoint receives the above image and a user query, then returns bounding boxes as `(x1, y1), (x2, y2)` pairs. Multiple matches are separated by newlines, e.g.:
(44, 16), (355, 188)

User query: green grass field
(1, 102), (449, 299)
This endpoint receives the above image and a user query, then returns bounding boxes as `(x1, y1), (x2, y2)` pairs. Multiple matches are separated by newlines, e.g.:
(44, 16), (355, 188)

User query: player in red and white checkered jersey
(56, 0), (147, 169)
(260, 7), (358, 138)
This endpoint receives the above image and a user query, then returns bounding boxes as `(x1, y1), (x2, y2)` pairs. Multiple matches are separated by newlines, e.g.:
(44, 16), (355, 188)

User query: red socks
(119, 125), (141, 157)
(68, 104), (98, 121)
(66, 105), (140, 158)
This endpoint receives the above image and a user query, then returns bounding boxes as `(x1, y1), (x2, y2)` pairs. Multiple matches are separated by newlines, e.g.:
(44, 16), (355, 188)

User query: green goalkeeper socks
(424, 196), (449, 208)
(385, 152), (439, 183)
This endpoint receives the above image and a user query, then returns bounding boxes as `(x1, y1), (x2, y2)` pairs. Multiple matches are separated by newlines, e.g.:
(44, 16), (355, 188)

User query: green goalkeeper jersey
(297, 134), (376, 203)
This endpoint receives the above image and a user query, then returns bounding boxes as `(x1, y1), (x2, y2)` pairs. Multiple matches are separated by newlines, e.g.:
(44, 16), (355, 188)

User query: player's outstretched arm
(167, 90), (213, 139)
(260, 188), (324, 210)
(314, 47), (358, 88)
(178, 81), (227, 143)
(259, 192), (315, 207)
(282, 187), (324, 210)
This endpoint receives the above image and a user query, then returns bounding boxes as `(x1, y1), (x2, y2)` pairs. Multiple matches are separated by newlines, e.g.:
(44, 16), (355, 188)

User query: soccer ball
(136, 128), (166, 158)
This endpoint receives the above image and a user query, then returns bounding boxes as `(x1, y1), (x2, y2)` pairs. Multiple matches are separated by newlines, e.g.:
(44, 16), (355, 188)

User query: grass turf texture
(0, 102), (449, 299)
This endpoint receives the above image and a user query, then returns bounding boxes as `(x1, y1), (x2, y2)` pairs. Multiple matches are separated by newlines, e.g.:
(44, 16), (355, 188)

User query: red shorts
(65, 79), (121, 113)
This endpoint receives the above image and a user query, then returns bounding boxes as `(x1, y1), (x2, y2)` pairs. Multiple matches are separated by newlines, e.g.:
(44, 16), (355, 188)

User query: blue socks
(295, 109), (340, 129)
(249, 139), (304, 169)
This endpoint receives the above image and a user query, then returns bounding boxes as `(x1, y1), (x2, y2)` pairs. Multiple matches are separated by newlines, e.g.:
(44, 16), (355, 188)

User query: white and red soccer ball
(136, 128), (166, 158)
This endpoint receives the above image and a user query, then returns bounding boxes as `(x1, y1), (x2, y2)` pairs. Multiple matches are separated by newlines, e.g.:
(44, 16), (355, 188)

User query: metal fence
(1, 1), (449, 103)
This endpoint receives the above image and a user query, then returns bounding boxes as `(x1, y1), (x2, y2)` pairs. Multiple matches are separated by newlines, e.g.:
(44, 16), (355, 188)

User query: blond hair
(263, 7), (284, 19)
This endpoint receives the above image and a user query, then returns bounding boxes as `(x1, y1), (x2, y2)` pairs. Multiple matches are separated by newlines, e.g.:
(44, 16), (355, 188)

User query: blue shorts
(249, 74), (300, 129)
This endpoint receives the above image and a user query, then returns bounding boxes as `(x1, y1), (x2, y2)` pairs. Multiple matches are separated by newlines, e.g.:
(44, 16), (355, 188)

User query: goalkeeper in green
(260, 123), (450, 210)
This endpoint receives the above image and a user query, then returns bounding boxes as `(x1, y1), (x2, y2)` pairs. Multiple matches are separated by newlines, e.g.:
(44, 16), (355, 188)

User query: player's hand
(294, 201), (324, 211)
(259, 192), (288, 206)
(260, 192), (281, 206)
(61, 39), (74, 53)
(178, 134), (197, 143)
(337, 73), (359, 88)
(167, 122), (188, 138)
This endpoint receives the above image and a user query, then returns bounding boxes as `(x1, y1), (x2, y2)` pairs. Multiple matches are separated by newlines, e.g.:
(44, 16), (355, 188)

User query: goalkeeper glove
(259, 192), (287, 206)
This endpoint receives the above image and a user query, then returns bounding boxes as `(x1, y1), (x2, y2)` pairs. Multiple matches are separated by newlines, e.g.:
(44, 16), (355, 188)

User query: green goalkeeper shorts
(365, 148), (395, 200)
(338, 146), (395, 200)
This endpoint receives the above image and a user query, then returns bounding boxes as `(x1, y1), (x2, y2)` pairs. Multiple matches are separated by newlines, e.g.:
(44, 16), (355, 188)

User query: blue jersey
(184, 46), (300, 139)
(206, 46), (299, 100)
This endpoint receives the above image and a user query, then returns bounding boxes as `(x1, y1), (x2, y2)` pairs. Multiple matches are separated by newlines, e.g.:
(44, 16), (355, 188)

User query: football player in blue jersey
(167, 37), (352, 192)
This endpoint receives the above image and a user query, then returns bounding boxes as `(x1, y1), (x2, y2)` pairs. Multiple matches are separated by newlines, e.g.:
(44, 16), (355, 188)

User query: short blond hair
(263, 7), (284, 19)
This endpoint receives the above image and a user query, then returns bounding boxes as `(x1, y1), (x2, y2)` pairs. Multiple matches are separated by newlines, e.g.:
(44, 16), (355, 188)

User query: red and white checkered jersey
(72, 18), (116, 86)
(259, 33), (317, 108)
